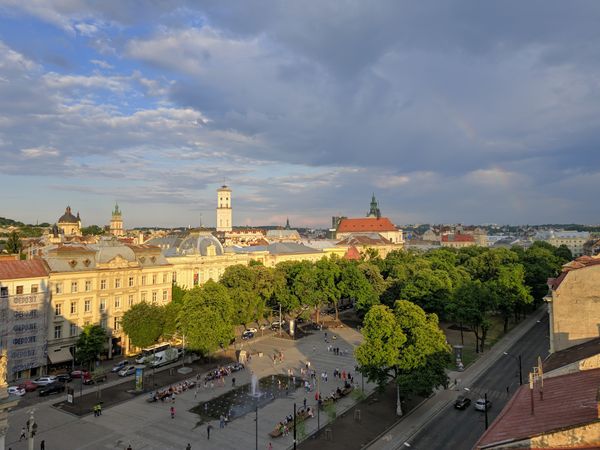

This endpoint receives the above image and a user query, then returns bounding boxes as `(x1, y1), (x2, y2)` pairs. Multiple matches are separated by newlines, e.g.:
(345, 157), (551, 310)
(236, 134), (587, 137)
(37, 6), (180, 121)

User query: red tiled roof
(441, 234), (474, 242)
(475, 368), (600, 448)
(337, 217), (397, 233)
(0, 259), (49, 280)
(543, 337), (600, 372)
(53, 245), (94, 253)
(344, 246), (361, 261)
(337, 234), (392, 246)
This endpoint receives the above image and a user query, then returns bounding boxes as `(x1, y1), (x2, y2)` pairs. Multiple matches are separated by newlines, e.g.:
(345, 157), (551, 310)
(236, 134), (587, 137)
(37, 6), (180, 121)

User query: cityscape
(2, 3), (600, 450)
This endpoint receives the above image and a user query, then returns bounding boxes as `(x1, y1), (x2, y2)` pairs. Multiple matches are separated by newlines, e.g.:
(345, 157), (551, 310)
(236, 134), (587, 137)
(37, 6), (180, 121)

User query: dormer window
(150, 256), (156, 263)
(83, 259), (91, 267)
(69, 259), (77, 268)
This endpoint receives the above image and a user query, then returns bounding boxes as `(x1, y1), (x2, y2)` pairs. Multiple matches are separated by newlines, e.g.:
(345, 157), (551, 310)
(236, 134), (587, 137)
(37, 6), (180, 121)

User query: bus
(135, 343), (171, 364)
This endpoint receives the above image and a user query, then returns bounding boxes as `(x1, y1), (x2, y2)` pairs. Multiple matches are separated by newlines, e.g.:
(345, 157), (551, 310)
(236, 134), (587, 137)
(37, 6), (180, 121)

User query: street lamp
(503, 352), (523, 386)
(26, 409), (37, 450)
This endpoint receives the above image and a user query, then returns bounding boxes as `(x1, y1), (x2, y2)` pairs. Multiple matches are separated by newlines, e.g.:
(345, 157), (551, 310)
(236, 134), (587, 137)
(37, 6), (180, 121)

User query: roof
(0, 259), (49, 280)
(336, 233), (392, 246)
(344, 246), (361, 260)
(337, 217), (397, 233)
(232, 243), (322, 255)
(548, 256), (600, 290)
(441, 233), (474, 242)
(266, 229), (300, 239)
(475, 368), (600, 448)
(58, 206), (79, 223)
(544, 337), (600, 372)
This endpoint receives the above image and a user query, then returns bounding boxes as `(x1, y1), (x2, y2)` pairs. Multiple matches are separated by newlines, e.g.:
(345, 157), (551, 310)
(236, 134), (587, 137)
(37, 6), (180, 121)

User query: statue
(0, 349), (7, 388)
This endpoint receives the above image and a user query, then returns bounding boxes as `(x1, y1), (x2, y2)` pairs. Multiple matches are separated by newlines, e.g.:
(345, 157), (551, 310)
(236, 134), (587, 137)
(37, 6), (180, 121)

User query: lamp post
(484, 393), (489, 430)
(503, 352), (523, 386)
(293, 402), (297, 450)
(26, 410), (37, 450)
(255, 405), (258, 450)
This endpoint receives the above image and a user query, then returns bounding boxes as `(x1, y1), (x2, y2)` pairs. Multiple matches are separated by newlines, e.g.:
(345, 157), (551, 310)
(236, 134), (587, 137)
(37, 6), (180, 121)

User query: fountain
(192, 374), (302, 424)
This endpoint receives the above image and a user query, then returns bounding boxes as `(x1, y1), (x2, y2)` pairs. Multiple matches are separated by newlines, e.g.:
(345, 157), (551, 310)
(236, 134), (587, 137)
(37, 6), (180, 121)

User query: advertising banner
(135, 367), (144, 392)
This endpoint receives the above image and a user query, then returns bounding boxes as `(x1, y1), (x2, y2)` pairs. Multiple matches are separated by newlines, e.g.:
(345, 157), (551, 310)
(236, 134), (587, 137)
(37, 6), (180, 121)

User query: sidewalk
(366, 306), (548, 450)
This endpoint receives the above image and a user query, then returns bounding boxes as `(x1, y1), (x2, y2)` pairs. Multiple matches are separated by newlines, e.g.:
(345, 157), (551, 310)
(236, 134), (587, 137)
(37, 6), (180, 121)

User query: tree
(81, 225), (105, 236)
(491, 265), (533, 332)
(521, 244), (563, 301)
(554, 244), (573, 264)
(355, 301), (451, 416)
(314, 258), (341, 321)
(339, 262), (378, 318)
(450, 280), (495, 352)
(5, 231), (22, 254)
(76, 325), (107, 369)
(179, 281), (234, 356)
(220, 265), (263, 326)
(122, 302), (165, 348)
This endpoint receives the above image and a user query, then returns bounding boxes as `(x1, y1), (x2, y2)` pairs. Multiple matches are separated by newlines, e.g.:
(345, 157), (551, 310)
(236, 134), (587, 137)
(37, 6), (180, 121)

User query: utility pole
(293, 402), (297, 450)
(255, 405), (258, 450)
(484, 393), (489, 430)
(279, 303), (282, 337)
(26, 410), (37, 450)
(518, 354), (523, 386)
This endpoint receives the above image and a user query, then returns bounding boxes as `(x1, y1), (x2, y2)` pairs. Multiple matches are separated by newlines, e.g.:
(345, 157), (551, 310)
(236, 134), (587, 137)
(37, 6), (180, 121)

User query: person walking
(40, 440), (45, 450)
(170, 406), (176, 419)
(268, 442), (273, 450)
(232, 377), (236, 387)
(186, 444), (192, 450)
(19, 427), (26, 441)
(303, 397), (307, 409)
(207, 423), (213, 440)
(126, 445), (132, 450)
(98, 403), (102, 416)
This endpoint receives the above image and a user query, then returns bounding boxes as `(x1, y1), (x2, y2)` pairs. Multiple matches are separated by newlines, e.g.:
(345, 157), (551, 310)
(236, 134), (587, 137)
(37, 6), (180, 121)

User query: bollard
(354, 409), (361, 422)
(325, 428), (333, 441)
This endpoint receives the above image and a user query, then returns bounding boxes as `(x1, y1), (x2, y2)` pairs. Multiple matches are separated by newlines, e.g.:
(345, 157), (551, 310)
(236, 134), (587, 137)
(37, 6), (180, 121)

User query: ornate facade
(216, 185), (232, 232)
(110, 203), (125, 237)
(57, 206), (81, 237)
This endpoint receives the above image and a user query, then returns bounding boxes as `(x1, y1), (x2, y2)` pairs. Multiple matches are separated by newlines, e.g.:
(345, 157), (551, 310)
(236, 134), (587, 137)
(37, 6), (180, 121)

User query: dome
(58, 206), (79, 223)
(177, 233), (224, 256)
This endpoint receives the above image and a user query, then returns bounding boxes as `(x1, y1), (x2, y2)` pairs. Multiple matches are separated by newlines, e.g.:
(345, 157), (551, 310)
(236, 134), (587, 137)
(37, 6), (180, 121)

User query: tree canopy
(121, 302), (165, 348)
(76, 324), (107, 368)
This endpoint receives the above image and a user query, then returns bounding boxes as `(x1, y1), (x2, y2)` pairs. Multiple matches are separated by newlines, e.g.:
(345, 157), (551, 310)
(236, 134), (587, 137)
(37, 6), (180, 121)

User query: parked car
(475, 398), (492, 411)
(38, 382), (65, 397)
(55, 373), (72, 383)
(8, 386), (26, 396)
(271, 320), (286, 330)
(242, 330), (255, 340)
(110, 360), (130, 373)
(454, 395), (471, 410)
(70, 369), (89, 379)
(33, 376), (57, 386)
(83, 372), (108, 385)
(245, 327), (258, 334)
(19, 380), (38, 392)
(118, 365), (137, 377)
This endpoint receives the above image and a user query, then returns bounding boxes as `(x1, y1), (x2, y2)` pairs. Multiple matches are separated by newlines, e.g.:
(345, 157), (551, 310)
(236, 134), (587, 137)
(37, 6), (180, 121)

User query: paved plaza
(5, 326), (374, 450)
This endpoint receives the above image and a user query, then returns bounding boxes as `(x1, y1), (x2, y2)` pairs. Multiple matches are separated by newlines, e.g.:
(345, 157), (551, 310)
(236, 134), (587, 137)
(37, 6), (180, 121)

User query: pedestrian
(195, 387), (198, 399)
(186, 444), (191, 450)
(127, 445), (132, 450)
(325, 372), (328, 382)
(219, 415), (225, 428)
(506, 385), (510, 396)
(170, 406), (176, 419)
(232, 377), (236, 387)
(303, 397), (307, 409)
(207, 423), (213, 440)
(41, 440), (45, 450)
(19, 427), (26, 441)
(98, 403), (102, 416)
(268, 442), (273, 450)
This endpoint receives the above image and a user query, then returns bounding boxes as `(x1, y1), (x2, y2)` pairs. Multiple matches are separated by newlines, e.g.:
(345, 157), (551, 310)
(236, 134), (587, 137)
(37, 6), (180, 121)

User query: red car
(19, 380), (38, 392)
(70, 369), (90, 379)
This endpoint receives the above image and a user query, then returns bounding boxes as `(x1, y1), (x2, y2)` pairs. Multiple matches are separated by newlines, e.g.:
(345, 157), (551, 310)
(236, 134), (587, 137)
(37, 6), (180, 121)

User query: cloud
(90, 59), (113, 69)
(20, 146), (60, 158)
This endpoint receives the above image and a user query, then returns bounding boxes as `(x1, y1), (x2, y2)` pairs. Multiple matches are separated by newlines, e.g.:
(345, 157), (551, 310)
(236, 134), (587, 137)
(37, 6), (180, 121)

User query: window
(54, 325), (62, 339)
(100, 279), (107, 290)
(172, 271), (177, 283)
(70, 301), (77, 315)
(55, 283), (63, 294)
(84, 320), (90, 326)
(141, 292), (146, 302)
(152, 274), (157, 285)
(114, 296), (121, 309)
(128, 295), (134, 307)
(99, 298), (106, 312)
(70, 323), (78, 337)
(162, 273), (167, 284)
(113, 317), (121, 331)
(55, 303), (62, 316)
(152, 291), (157, 303)
(0, 287), (7, 298)
(115, 278), (121, 289)
(16, 285), (24, 295)
(31, 285), (39, 294)
(71, 281), (78, 293)
(84, 299), (91, 313)
(128, 276), (134, 287)
(85, 280), (92, 292)
(162, 289), (168, 301)
(141, 276), (147, 286)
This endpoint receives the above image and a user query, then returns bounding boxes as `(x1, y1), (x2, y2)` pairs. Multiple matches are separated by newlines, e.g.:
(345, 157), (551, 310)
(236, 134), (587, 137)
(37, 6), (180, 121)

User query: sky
(1, 1), (600, 228)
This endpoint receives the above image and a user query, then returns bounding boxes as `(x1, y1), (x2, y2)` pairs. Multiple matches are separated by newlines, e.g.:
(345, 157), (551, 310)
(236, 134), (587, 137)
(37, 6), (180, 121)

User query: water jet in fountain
(250, 373), (261, 397)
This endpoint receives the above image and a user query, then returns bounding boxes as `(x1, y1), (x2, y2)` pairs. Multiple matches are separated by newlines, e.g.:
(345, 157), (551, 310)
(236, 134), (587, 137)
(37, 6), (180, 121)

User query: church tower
(216, 185), (232, 232)
(110, 202), (125, 237)
(367, 193), (381, 219)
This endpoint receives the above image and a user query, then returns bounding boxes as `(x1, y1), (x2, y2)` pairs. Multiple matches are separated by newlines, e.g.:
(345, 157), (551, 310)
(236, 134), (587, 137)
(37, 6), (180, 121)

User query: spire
(285, 218), (291, 230)
(367, 194), (381, 218)
(113, 202), (121, 216)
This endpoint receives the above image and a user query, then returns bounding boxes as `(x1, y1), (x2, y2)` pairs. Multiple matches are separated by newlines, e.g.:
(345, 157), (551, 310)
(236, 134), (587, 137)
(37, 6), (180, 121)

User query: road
(407, 315), (549, 450)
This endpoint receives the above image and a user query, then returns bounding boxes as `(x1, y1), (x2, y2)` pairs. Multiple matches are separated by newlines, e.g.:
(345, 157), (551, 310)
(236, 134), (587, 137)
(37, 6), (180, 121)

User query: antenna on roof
(199, 213), (203, 228)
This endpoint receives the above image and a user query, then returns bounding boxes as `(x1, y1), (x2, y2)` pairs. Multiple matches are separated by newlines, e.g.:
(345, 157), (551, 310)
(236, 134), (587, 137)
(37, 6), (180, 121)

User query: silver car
(118, 365), (137, 377)
(33, 376), (57, 386)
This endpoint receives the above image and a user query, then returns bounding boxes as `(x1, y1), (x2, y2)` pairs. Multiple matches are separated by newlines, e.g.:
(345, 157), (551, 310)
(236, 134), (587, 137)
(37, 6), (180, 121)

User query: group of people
(148, 380), (196, 402)
(202, 363), (244, 383)
(328, 345), (348, 356)
(92, 402), (102, 416)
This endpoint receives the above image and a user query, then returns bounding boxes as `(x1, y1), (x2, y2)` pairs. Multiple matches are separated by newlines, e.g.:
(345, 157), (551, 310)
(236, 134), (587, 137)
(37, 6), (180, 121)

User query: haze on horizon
(1, 1), (600, 228)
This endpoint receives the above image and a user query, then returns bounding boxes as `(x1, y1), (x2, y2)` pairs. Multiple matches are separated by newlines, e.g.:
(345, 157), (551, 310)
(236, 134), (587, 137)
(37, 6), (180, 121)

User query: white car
(8, 386), (26, 396)
(33, 376), (57, 386)
(246, 327), (258, 334)
(474, 398), (492, 411)
(118, 365), (137, 377)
